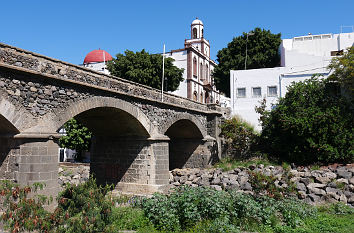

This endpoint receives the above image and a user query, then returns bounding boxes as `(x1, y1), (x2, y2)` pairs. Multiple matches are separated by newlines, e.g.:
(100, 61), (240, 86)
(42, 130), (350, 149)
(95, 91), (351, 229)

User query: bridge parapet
(0, 43), (221, 115)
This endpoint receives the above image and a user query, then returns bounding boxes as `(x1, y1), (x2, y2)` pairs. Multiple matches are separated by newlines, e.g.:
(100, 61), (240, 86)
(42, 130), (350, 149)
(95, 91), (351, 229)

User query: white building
(230, 32), (354, 131)
(81, 49), (113, 74)
(166, 18), (220, 104)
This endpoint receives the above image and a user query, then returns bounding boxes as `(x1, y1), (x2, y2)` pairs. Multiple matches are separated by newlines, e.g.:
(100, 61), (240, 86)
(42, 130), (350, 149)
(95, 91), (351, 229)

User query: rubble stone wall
(59, 163), (354, 206)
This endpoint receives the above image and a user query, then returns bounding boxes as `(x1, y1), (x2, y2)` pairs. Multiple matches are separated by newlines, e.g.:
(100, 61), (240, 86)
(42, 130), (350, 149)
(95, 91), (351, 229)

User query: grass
(214, 156), (280, 171)
(108, 206), (156, 232)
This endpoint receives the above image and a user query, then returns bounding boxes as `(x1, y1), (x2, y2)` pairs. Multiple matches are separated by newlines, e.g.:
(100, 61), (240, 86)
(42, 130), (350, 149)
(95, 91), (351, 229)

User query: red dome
(83, 49), (113, 64)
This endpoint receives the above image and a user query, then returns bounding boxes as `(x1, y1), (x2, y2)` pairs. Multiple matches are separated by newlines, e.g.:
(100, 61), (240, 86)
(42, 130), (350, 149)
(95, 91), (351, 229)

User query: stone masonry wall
(170, 164), (354, 206)
(0, 137), (18, 181)
(58, 163), (354, 207)
(90, 137), (152, 186)
(169, 139), (211, 169)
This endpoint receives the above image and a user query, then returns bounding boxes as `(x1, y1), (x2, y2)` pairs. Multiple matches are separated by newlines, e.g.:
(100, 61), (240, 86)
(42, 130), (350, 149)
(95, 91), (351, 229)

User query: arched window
(193, 28), (198, 39)
(200, 63), (203, 80)
(193, 57), (197, 77)
(201, 29), (204, 38)
(205, 92), (209, 104)
(193, 91), (197, 101)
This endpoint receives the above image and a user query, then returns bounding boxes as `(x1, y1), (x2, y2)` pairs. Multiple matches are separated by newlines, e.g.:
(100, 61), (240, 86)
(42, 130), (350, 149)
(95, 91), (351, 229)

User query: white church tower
(166, 18), (219, 104)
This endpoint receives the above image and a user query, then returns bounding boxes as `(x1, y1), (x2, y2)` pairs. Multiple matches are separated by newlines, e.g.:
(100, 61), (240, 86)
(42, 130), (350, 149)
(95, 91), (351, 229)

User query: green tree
(328, 46), (354, 98)
(59, 118), (92, 161)
(107, 49), (184, 91)
(213, 28), (281, 96)
(220, 115), (257, 158)
(258, 77), (354, 164)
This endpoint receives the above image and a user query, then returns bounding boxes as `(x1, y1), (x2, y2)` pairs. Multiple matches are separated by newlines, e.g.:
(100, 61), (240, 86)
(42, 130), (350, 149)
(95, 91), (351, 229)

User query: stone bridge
(0, 43), (225, 196)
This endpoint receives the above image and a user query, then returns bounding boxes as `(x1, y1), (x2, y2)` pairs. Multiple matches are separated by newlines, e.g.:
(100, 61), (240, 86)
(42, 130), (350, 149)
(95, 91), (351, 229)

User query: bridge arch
(0, 96), (33, 133)
(161, 113), (207, 138)
(51, 96), (156, 136)
(49, 96), (164, 191)
(163, 114), (210, 170)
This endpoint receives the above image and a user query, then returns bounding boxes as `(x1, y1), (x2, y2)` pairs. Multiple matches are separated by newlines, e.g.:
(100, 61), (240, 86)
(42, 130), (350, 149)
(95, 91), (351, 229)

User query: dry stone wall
(58, 163), (354, 206)
(169, 164), (354, 206)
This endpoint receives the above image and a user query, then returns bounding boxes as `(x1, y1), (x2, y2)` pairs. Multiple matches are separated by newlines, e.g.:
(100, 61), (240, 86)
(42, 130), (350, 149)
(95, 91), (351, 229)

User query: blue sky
(1, 0), (353, 64)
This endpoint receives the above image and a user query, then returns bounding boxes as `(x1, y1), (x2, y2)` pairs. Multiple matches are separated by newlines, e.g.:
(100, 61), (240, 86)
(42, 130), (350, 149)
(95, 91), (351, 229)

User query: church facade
(166, 18), (220, 104)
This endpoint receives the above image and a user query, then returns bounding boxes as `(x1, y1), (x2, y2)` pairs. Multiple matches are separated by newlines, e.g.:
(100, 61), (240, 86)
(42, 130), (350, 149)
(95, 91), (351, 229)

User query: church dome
(83, 49), (113, 64)
(191, 18), (203, 25)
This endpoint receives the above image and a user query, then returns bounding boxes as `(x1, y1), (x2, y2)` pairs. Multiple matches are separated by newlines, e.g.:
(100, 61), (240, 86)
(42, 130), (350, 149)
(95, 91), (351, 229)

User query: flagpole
(161, 44), (165, 102)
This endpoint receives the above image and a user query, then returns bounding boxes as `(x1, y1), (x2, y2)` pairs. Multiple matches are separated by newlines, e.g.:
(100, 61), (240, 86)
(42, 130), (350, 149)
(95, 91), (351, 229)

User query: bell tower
(185, 18), (210, 58)
(191, 18), (204, 39)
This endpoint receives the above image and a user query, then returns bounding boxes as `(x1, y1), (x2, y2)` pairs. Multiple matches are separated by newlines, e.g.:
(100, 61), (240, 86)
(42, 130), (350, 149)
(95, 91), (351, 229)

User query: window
(193, 91), (197, 101)
(237, 88), (246, 98)
(193, 57), (197, 77)
(206, 64), (209, 81)
(252, 87), (262, 97)
(193, 28), (197, 39)
(267, 86), (277, 97)
(200, 63), (203, 80)
(331, 50), (343, 56)
(304, 36), (312, 41)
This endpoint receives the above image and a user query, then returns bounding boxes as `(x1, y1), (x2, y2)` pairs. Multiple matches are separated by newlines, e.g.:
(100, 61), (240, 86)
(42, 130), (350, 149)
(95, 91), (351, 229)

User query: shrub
(220, 115), (258, 158)
(134, 186), (233, 231)
(229, 192), (317, 230)
(133, 192), (181, 232)
(257, 77), (354, 164)
(0, 181), (52, 232)
(56, 177), (114, 233)
(0, 177), (115, 233)
(134, 186), (317, 232)
(248, 170), (297, 199)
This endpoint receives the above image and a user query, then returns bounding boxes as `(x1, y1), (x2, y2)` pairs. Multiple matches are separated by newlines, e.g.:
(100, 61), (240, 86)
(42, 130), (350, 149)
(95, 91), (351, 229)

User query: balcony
(202, 79), (213, 90)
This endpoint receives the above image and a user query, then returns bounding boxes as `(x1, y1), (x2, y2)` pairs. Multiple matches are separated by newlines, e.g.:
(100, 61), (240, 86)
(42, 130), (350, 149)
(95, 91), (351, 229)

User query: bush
(56, 177), (114, 233)
(258, 77), (354, 164)
(248, 170), (297, 199)
(0, 181), (53, 233)
(0, 177), (116, 233)
(220, 116), (258, 158)
(134, 186), (317, 232)
(133, 186), (233, 231)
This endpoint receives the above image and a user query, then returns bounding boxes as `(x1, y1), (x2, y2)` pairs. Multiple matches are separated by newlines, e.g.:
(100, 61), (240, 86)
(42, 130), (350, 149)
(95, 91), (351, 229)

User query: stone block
(337, 168), (352, 179)
(27, 156), (41, 163)
(39, 172), (52, 180)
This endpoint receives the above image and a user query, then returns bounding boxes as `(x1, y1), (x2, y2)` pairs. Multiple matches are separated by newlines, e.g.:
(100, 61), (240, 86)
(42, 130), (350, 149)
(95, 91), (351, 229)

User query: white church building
(230, 32), (354, 131)
(166, 18), (220, 104)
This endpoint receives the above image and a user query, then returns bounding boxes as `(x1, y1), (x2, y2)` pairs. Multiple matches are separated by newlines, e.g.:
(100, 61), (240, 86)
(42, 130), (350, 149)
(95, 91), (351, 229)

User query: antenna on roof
(340, 25), (354, 33)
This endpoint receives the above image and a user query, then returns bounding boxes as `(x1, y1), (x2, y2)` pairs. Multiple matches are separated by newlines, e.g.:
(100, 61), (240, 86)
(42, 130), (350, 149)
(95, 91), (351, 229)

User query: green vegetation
(220, 115), (258, 159)
(0, 179), (353, 233)
(328, 46), (354, 99)
(248, 170), (297, 199)
(107, 49), (184, 91)
(257, 77), (354, 164)
(213, 27), (281, 96)
(214, 156), (277, 171)
(59, 118), (92, 161)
